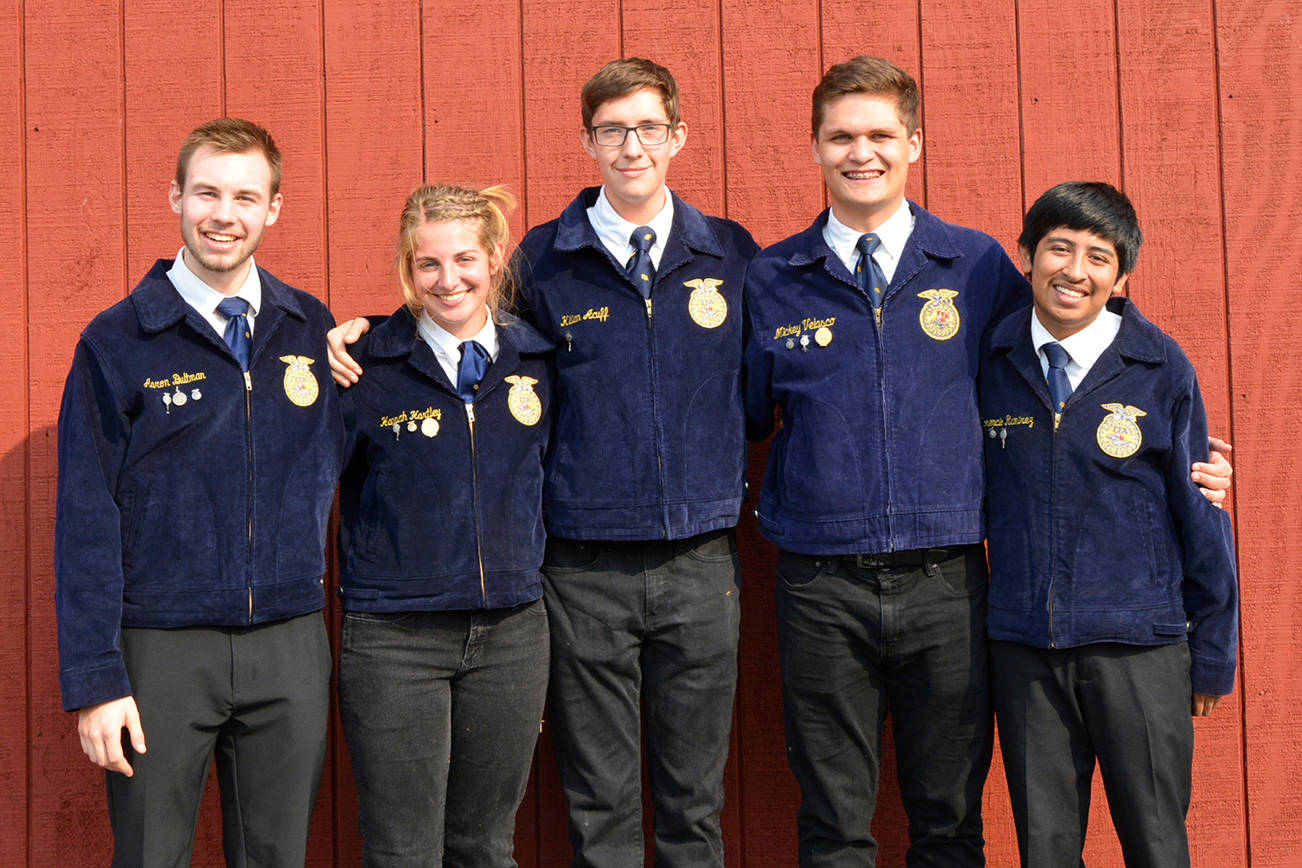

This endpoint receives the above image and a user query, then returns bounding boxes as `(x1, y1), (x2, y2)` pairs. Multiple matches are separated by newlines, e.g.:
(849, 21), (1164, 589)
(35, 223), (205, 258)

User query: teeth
(845, 170), (881, 179)
(1054, 284), (1087, 299)
(206, 233), (236, 242)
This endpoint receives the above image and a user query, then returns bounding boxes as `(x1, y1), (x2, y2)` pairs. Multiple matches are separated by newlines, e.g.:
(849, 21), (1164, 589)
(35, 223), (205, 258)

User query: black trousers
(990, 640), (1195, 868)
(108, 612), (332, 868)
(776, 545), (992, 868)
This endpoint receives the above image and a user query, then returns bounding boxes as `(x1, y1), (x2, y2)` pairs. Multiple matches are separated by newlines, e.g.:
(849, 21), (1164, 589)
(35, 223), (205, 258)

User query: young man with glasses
(329, 58), (757, 867)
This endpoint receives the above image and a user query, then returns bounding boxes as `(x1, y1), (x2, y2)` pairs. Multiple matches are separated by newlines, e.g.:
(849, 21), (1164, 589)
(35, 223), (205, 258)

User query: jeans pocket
(932, 547), (988, 599)
(683, 528), (738, 564)
(342, 610), (417, 625)
(777, 550), (827, 589)
(543, 538), (604, 572)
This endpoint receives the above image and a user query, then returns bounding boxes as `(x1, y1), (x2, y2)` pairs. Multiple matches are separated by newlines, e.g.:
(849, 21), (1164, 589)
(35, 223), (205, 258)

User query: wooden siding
(3, 0), (1298, 864)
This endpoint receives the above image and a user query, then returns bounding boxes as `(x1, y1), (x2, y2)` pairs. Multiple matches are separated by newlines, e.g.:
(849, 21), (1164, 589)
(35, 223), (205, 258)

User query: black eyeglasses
(588, 123), (674, 147)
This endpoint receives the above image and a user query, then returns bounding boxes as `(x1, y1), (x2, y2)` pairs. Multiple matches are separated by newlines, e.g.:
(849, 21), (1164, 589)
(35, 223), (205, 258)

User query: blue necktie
(217, 297), (251, 371)
(1044, 342), (1073, 416)
(855, 233), (888, 309)
(457, 340), (491, 403)
(627, 226), (656, 299)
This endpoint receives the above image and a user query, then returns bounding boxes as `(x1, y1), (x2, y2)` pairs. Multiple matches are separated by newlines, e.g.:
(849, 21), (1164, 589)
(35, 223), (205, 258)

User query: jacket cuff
(61, 661), (133, 713)
(1190, 654), (1236, 697)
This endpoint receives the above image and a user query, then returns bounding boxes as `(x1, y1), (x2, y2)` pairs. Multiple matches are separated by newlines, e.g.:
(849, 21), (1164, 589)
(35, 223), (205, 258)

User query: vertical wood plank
(918, 0), (1022, 257)
(23, 1), (126, 864)
(0, 0), (28, 863)
(322, 2), (425, 863)
(1111, 1), (1245, 864)
(519, 1), (620, 232)
(223, 3), (334, 864)
(120, 6), (229, 862)
(1015, 0), (1121, 201)
(720, 1), (822, 862)
(421, 0), (527, 241)
(516, 9), (620, 863)
(621, 0), (726, 217)
(1215, 0), (1302, 865)
(821, 0), (928, 207)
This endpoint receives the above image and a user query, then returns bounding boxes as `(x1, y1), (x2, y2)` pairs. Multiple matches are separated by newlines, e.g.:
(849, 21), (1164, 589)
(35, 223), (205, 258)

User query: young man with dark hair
(741, 57), (1231, 866)
(329, 58), (758, 867)
(982, 181), (1237, 867)
(57, 118), (343, 866)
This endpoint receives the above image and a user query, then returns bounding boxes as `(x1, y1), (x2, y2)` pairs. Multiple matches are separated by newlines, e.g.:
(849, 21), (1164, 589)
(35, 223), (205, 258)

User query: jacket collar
(130, 259), (307, 369)
(990, 296), (1166, 365)
(368, 306), (554, 396)
(553, 186), (725, 268)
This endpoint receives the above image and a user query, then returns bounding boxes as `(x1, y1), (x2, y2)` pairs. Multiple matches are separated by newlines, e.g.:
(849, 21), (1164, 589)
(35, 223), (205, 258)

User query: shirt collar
(587, 186), (675, 262)
(1031, 306), (1123, 376)
(416, 307), (500, 365)
(823, 199), (914, 273)
(167, 247), (263, 318)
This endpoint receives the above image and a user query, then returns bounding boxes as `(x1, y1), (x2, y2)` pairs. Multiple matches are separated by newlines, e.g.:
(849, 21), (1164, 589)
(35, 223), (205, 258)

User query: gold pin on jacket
(917, 289), (960, 341)
(279, 355), (320, 407)
(685, 278), (728, 329)
(506, 375), (543, 426)
(1096, 403), (1147, 458)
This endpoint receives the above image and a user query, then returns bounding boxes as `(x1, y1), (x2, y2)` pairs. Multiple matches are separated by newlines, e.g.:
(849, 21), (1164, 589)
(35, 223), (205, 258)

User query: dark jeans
(110, 613), (332, 868)
(776, 546), (992, 868)
(990, 640), (1195, 868)
(543, 529), (741, 868)
(338, 600), (549, 868)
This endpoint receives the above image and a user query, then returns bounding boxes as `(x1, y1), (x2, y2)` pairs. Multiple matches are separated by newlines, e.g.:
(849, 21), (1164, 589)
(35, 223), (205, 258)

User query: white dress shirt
(416, 307), (500, 388)
(587, 186), (675, 270)
(823, 199), (915, 284)
(1031, 307), (1123, 391)
(167, 247), (263, 338)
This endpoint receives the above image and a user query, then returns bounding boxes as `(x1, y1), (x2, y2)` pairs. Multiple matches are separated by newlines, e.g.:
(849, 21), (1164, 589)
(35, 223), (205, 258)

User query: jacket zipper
(1048, 397), (1061, 647)
(872, 299), (894, 549)
(244, 370), (254, 622)
(466, 401), (487, 605)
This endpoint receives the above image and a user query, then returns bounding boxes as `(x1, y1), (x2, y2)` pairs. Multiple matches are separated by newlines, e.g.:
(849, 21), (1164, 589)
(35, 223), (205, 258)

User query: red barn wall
(3, 0), (1298, 864)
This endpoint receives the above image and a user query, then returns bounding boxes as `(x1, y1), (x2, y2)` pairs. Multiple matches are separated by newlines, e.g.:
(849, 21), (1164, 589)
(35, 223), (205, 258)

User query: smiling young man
(56, 118), (343, 866)
(516, 58), (758, 867)
(980, 182), (1237, 866)
(741, 58), (1232, 867)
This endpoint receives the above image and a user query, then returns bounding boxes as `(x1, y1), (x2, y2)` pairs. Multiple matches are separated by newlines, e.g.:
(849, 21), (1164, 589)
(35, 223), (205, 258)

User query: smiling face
(1022, 226), (1130, 340)
(812, 92), (921, 232)
(410, 218), (500, 340)
(169, 145), (282, 294)
(582, 87), (686, 225)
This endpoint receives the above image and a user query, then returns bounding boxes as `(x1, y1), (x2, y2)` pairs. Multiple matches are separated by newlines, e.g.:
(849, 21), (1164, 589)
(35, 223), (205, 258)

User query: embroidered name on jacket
(1096, 403), (1147, 458)
(143, 371), (207, 389)
(381, 406), (443, 439)
(773, 316), (837, 349)
(917, 289), (960, 340)
(560, 306), (611, 327)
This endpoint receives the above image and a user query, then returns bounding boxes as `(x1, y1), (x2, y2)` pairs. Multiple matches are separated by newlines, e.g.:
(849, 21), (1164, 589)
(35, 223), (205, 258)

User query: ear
(169, 180), (183, 214)
(907, 127), (923, 164)
(264, 192), (283, 227)
(1112, 271), (1131, 296)
(667, 121), (688, 157)
(810, 133), (822, 167)
(1018, 245), (1034, 274)
(581, 127), (598, 160)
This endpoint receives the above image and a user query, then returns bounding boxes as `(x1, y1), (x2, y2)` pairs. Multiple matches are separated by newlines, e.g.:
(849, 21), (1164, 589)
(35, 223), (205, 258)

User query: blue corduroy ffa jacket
(56, 260), (345, 711)
(517, 187), (759, 541)
(980, 298), (1238, 696)
(337, 309), (553, 612)
(742, 203), (1029, 554)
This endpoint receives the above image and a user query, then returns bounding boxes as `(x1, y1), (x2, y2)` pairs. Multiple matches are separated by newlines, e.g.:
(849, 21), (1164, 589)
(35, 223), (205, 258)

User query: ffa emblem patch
(505, 375), (543, 426)
(685, 278), (728, 329)
(814, 326), (833, 347)
(279, 355), (320, 407)
(917, 289), (961, 341)
(1096, 403), (1147, 458)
